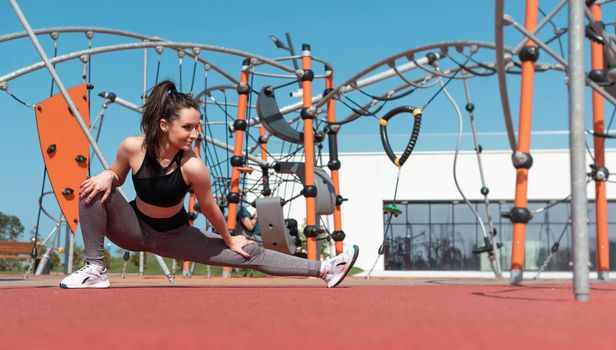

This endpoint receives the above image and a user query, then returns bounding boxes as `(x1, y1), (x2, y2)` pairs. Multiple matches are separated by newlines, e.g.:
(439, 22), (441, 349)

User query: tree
(0, 212), (24, 241)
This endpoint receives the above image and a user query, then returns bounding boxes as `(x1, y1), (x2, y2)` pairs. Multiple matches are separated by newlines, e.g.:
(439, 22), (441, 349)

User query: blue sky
(1, 0), (614, 244)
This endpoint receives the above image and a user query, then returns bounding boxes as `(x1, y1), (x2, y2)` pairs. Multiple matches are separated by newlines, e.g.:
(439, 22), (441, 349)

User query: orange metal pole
(301, 44), (318, 260)
(259, 128), (268, 163)
(589, 3), (610, 279)
(226, 61), (250, 232)
(223, 60), (250, 275)
(510, 0), (538, 282)
(325, 70), (345, 255)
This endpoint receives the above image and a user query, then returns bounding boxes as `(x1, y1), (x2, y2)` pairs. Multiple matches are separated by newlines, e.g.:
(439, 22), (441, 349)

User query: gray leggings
(79, 189), (321, 277)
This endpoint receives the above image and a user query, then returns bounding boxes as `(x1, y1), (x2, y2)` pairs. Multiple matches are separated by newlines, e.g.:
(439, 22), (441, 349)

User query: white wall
(280, 149), (616, 272)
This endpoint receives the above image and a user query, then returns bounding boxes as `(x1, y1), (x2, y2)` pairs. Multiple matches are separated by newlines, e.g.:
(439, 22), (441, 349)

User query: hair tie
(167, 86), (177, 96)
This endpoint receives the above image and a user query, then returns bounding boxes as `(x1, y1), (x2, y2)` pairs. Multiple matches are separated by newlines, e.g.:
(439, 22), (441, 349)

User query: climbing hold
(74, 155), (87, 163)
(46, 144), (56, 154)
(383, 204), (402, 217)
(62, 188), (74, 196)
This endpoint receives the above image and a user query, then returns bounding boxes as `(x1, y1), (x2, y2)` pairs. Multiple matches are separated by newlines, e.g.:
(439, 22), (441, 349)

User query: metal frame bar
(0, 41), (296, 85)
(568, 0), (591, 302)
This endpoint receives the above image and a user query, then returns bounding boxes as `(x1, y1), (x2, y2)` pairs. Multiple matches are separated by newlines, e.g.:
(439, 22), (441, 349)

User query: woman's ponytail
(141, 80), (199, 156)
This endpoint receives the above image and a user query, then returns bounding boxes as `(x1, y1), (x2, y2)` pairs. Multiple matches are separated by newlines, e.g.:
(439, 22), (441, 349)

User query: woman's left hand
(224, 235), (254, 259)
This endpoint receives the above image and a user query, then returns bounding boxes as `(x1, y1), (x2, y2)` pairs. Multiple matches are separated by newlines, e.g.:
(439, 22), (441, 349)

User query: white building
(280, 149), (616, 277)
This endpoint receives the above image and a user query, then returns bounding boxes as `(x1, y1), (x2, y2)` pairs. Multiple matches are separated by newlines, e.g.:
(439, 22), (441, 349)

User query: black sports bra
(132, 150), (189, 207)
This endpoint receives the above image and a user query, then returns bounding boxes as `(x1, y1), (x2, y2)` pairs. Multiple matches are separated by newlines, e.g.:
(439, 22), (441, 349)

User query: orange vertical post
(510, 0), (538, 284)
(589, 3), (610, 280)
(226, 60), (250, 232)
(325, 67), (345, 255)
(300, 44), (318, 260)
(223, 60), (251, 276)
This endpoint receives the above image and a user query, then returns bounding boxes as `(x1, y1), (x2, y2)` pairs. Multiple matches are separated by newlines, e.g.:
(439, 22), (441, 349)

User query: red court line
(1, 280), (616, 350)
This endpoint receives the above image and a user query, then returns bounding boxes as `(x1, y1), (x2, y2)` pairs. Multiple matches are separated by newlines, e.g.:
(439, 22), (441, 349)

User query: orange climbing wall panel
(34, 84), (90, 233)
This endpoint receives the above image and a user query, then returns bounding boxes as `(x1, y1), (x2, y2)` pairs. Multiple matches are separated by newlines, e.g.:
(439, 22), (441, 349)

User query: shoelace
(75, 264), (100, 275)
(75, 265), (91, 273)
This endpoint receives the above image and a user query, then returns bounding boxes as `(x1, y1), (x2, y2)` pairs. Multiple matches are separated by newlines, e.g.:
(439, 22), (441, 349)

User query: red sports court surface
(2, 274), (616, 350)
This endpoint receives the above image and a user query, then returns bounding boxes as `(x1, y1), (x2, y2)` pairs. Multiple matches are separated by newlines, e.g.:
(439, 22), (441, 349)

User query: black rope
(203, 101), (224, 180)
(155, 53), (161, 84)
(357, 85), (418, 102)
(271, 78), (301, 91)
(533, 220), (570, 279)
(449, 55), (497, 77)
(189, 58), (198, 94)
(209, 90), (237, 121)
(31, 168), (47, 258)
(49, 40), (57, 95)
(587, 130), (616, 139)
(421, 56), (471, 111)
(544, 28), (569, 46)
(539, 7), (566, 57)
(378, 169), (402, 257)
(4, 90), (35, 109)
(585, 138), (597, 163)
(459, 52), (498, 73)
(340, 96), (383, 119)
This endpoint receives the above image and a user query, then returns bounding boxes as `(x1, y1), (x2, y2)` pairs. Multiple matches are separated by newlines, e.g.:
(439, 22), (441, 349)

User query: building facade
(316, 149), (616, 276)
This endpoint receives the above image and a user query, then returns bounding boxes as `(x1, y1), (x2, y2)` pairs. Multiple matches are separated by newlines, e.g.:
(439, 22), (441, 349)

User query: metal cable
(463, 79), (502, 276)
(366, 168), (402, 279)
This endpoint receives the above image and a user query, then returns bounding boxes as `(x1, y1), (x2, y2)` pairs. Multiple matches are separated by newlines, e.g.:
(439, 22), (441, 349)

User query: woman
(60, 80), (358, 289)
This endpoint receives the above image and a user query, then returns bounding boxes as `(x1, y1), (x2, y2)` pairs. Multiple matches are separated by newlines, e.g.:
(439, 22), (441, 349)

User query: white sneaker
(322, 245), (359, 288)
(59, 263), (110, 289)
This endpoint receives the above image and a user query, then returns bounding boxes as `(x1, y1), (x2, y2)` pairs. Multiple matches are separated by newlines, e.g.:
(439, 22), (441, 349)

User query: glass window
(430, 203), (452, 224)
(383, 199), (615, 272)
(546, 201), (570, 224)
(608, 202), (616, 223)
(587, 202), (596, 224)
(528, 202), (546, 223)
(406, 203), (430, 224)
(453, 202), (477, 224)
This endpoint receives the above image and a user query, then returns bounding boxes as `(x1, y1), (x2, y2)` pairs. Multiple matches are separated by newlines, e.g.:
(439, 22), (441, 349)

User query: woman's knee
(243, 242), (263, 257)
(79, 192), (104, 210)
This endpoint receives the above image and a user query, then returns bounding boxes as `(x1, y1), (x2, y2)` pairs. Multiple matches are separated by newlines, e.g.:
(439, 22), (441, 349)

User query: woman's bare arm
(80, 136), (137, 204)
(183, 154), (252, 258)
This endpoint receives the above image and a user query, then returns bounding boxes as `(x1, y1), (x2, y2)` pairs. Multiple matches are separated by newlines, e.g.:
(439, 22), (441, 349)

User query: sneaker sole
(328, 245), (359, 288)
(59, 280), (110, 289)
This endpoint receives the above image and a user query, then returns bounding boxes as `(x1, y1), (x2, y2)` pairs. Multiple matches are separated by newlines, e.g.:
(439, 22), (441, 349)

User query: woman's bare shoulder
(181, 150), (208, 175)
(119, 136), (144, 154)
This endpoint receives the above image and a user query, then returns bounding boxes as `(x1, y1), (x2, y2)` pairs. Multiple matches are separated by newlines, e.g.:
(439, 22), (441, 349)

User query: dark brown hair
(141, 80), (200, 156)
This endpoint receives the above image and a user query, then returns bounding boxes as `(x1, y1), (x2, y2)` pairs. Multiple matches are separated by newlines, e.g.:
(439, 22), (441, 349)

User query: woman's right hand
(80, 170), (117, 205)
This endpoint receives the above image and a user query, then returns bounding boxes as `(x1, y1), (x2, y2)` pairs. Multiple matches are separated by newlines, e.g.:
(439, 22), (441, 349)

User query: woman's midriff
(135, 196), (184, 218)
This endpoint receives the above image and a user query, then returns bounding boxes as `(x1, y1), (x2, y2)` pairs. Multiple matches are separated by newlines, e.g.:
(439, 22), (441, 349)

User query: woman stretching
(60, 80), (358, 289)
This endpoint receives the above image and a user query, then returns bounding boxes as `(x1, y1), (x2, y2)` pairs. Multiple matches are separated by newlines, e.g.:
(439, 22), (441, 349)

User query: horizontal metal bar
(0, 41), (296, 84)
